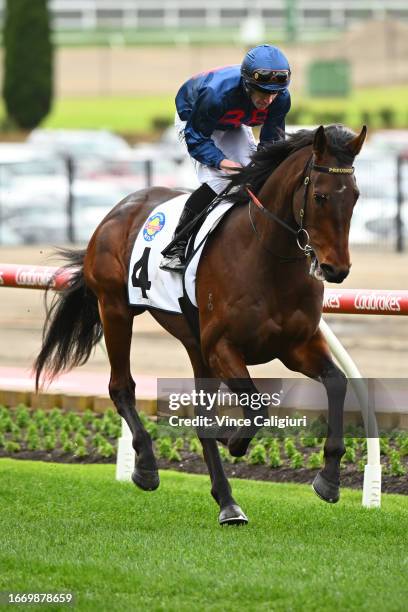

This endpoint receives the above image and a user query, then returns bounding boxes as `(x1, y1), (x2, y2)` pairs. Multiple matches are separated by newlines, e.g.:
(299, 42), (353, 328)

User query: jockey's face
(250, 89), (279, 110)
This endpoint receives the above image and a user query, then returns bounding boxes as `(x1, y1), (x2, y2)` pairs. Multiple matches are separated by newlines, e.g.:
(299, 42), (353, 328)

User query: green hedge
(287, 105), (401, 129)
(2, 0), (53, 130)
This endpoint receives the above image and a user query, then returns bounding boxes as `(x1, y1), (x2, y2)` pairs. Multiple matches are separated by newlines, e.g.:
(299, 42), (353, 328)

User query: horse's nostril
(320, 263), (337, 280)
(320, 263), (335, 275)
(320, 263), (349, 283)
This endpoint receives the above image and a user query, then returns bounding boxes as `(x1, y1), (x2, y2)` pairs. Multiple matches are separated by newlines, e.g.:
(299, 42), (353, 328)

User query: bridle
(246, 155), (355, 262)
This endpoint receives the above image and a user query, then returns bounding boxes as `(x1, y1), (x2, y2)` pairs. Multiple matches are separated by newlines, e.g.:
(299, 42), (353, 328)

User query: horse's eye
(313, 193), (328, 205)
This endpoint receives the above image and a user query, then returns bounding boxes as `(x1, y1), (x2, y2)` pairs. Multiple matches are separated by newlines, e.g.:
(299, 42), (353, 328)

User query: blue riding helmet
(241, 44), (291, 92)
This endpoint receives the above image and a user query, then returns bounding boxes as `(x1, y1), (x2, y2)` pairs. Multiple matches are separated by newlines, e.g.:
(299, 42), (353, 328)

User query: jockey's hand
(219, 159), (242, 174)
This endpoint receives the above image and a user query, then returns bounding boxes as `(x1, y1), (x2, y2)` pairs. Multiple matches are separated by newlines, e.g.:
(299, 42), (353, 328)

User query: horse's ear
(346, 125), (367, 157)
(313, 125), (327, 157)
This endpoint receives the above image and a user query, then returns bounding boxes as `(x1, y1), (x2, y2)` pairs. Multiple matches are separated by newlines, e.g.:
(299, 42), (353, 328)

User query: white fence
(0, 1), (407, 30)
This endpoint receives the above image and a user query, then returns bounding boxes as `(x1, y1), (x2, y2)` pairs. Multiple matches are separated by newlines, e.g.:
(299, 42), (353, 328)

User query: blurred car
(344, 145), (408, 245)
(0, 221), (25, 246)
(368, 130), (408, 156)
(72, 182), (131, 243)
(5, 180), (128, 244)
(0, 142), (67, 167)
(354, 145), (408, 201)
(0, 144), (69, 243)
(81, 148), (182, 190)
(349, 198), (407, 245)
(0, 138), (197, 244)
(0, 143), (68, 197)
(27, 129), (132, 161)
(5, 205), (69, 244)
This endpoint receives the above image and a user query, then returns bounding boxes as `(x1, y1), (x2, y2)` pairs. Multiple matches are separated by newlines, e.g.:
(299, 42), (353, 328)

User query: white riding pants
(174, 112), (257, 194)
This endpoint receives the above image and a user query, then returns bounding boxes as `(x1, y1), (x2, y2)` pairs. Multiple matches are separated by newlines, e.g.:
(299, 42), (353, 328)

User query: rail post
(65, 154), (75, 243)
(396, 152), (407, 253)
(319, 319), (381, 508)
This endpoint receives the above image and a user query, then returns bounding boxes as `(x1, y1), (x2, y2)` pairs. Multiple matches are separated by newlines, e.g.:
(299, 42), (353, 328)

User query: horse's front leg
(283, 330), (347, 503)
(313, 361), (347, 503)
(206, 338), (267, 457)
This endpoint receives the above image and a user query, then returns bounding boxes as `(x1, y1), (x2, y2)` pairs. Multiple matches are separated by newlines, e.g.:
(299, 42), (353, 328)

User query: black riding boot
(160, 183), (216, 273)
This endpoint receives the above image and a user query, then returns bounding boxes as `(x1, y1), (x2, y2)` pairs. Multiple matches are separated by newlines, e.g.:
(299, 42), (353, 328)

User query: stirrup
(159, 253), (185, 273)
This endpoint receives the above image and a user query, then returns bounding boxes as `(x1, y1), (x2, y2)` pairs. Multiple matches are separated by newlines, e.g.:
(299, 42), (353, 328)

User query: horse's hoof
(219, 504), (248, 526)
(131, 466), (160, 491)
(228, 437), (250, 457)
(312, 472), (339, 504)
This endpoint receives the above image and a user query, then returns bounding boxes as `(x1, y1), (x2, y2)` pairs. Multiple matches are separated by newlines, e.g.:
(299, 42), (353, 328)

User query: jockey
(160, 44), (291, 273)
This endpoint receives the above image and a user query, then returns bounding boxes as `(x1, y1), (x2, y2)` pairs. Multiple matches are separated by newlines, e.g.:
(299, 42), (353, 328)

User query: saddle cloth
(127, 193), (234, 313)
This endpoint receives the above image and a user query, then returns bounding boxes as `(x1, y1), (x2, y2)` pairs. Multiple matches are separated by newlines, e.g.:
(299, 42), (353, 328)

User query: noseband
(246, 156), (354, 261)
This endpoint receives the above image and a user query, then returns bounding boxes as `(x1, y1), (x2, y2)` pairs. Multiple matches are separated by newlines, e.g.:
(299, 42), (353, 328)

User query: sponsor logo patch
(143, 212), (165, 241)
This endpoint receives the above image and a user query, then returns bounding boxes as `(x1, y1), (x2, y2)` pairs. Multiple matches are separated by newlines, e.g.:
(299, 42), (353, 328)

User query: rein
(246, 156), (354, 261)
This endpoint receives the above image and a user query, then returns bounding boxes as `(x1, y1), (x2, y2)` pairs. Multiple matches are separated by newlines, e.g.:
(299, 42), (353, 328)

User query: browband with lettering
(313, 164), (354, 175)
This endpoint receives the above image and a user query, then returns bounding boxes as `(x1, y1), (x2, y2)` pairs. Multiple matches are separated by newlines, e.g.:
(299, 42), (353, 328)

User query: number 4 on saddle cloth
(127, 193), (234, 315)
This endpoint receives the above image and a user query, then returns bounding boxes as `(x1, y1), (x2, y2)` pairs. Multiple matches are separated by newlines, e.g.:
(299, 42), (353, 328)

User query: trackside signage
(323, 289), (408, 315)
(323, 293), (341, 310)
(16, 267), (56, 287)
(0, 264), (71, 290)
(0, 264), (407, 314)
(354, 293), (401, 312)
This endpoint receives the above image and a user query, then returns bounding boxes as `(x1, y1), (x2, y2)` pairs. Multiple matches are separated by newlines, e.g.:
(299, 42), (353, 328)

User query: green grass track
(1, 459), (407, 611)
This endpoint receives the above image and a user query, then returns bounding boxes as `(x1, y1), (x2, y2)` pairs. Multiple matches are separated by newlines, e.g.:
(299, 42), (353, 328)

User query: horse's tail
(34, 248), (103, 391)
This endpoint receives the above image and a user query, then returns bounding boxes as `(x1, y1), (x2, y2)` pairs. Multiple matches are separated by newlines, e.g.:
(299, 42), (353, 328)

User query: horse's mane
(225, 124), (356, 203)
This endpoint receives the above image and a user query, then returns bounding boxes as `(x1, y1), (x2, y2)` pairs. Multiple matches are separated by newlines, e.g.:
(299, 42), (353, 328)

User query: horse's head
(295, 124), (366, 284)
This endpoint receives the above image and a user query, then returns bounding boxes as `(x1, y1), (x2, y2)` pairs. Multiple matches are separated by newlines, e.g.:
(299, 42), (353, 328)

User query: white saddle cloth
(127, 194), (233, 313)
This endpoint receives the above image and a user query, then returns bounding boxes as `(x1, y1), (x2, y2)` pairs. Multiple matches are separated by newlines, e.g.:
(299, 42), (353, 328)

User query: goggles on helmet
(251, 69), (291, 85)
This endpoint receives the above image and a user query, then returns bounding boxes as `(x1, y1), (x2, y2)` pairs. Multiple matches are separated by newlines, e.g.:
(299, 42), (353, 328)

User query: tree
(2, 0), (53, 130)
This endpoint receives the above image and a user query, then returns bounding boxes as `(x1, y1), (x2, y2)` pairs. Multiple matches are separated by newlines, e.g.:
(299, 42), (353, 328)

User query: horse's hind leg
(187, 348), (248, 525)
(99, 298), (159, 491)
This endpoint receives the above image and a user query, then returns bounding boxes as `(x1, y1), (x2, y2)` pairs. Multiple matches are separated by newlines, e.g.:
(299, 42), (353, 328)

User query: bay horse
(35, 124), (366, 526)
